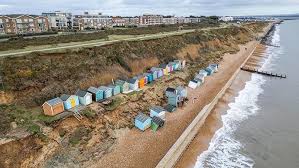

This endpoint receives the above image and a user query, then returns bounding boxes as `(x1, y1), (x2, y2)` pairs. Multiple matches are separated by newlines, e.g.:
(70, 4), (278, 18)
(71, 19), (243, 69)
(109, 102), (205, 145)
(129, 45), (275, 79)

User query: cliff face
(2, 22), (267, 106)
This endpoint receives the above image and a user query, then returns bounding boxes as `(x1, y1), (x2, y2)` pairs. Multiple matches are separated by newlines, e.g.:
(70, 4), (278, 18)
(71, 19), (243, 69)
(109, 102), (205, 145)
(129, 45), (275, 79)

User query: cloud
(0, 0), (298, 16)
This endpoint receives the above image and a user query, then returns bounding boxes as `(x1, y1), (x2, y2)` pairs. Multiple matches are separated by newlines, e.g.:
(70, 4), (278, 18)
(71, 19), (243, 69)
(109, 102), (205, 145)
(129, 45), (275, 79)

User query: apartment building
(162, 16), (176, 25)
(123, 17), (139, 26)
(139, 14), (163, 25)
(73, 12), (112, 30)
(219, 16), (234, 22)
(112, 16), (126, 27)
(42, 11), (72, 30)
(0, 14), (49, 35)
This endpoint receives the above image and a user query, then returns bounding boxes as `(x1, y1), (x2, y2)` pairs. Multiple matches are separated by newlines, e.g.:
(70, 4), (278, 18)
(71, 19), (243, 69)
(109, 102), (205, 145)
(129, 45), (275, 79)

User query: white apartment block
(73, 12), (112, 30)
(139, 14), (163, 25)
(219, 16), (234, 22)
(162, 16), (176, 25)
(42, 11), (72, 30)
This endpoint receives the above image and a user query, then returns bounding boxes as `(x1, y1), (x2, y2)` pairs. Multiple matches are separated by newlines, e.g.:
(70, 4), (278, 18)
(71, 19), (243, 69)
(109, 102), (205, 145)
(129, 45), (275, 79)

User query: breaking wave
(194, 25), (281, 168)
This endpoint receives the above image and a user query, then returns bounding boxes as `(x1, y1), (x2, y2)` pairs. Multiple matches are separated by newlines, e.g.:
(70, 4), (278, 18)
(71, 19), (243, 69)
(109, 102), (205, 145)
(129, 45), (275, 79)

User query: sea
(194, 20), (299, 168)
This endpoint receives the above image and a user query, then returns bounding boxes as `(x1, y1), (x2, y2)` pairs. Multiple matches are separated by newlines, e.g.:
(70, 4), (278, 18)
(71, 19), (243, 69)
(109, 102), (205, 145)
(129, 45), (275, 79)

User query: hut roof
(152, 116), (165, 126)
(45, 97), (63, 106)
(176, 86), (186, 92)
(128, 78), (138, 84)
(98, 86), (111, 91)
(88, 86), (100, 94)
(150, 106), (165, 113)
(76, 90), (89, 97)
(108, 85), (117, 89)
(135, 113), (150, 123)
(60, 94), (71, 101)
(166, 87), (176, 93)
(115, 79), (126, 85)
(164, 104), (176, 112)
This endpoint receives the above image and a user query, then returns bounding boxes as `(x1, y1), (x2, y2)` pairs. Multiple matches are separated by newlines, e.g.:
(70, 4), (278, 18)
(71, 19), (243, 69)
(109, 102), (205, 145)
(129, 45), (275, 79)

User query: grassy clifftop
(2, 22), (267, 106)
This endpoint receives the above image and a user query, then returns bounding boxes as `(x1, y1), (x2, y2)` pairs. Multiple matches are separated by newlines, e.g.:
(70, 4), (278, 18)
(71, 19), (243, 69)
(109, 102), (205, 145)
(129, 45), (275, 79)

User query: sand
(87, 40), (260, 168)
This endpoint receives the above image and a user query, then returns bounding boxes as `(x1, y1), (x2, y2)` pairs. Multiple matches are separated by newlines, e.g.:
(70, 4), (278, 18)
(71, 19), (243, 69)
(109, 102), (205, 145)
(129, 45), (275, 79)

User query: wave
(194, 25), (281, 168)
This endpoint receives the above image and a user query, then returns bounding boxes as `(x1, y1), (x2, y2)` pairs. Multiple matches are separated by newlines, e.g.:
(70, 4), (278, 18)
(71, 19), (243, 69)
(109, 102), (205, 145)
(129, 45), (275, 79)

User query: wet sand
(88, 40), (260, 168)
(175, 44), (267, 168)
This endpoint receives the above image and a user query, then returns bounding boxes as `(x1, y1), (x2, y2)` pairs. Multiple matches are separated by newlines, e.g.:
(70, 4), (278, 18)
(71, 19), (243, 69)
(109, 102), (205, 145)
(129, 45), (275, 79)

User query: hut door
(70, 98), (76, 107)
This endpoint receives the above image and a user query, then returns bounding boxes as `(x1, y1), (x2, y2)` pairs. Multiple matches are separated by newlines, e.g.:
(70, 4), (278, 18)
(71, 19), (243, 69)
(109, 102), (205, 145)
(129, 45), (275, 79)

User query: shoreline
(88, 24), (272, 167)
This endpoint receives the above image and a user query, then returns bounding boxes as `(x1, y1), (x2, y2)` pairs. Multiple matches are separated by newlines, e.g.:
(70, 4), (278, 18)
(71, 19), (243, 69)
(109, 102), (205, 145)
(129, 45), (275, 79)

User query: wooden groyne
(241, 67), (286, 78)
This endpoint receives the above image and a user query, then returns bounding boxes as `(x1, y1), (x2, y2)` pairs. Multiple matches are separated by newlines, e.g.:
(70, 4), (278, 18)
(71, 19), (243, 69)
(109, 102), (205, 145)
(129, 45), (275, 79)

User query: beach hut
(176, 86), (188, 98)
(108, 85), (121, 96)
(128, 78), (139, 91)
(151, 116), (165, 132)
(167, 93), (181, 107)
(209, 64), (219, 72)
(134, 76), (145, 89)
(167, 62), (174, 73)
(174, 60), (182, 70)
(188, 80), (198, 89)
(150, 68), (159, 80)
(166, 87), (177, 97)
(145, 73), (154, 83)
(87, 86), (104, 102)
(98, 86), (113, 99)
(164, 104), (176, 113)
(115, 80), (130, 93)
(135, 113), (152, 131)
(159, 64), (169, 75)
(199, 70), (208, 77)
(193, 78), (202, 87)
(205, 67), (214, 76)
(150, 106), (166, 120)
(42, 97), (64, 116)
(60, 94), (80, 110)
(171, 61), (180, 71)
(75, 90), (92, 106)
(195, 74), (205, 83)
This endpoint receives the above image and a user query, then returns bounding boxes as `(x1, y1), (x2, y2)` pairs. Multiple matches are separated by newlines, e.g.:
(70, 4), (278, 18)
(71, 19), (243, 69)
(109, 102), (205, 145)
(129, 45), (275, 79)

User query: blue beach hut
(205, 67), (214, 76)
(60, 94), (80, 110)
(98, 86), (113, 99)
(150, 106), (166, 120)
(108, 85), (121, 96)
(145, 73), (154, 83)
(87, 86), (104, 102)
(135, 113), (152, 131)
(75, 90), (92, 105)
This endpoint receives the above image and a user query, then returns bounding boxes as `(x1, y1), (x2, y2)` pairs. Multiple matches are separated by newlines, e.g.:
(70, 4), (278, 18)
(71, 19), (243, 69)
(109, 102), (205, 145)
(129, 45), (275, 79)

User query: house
(128, 78), (139, 91)
(159, 64), (169, 75)
(176, 86), (188, 98)
(188, 80), (199, 89)
(115, 80), (130, 93)
(199, 70), (208, 77)
(75, 90), (92, 105)
(42, 98), (64, 116)
(87, 86), (104, 102)
(60, 94), (80, 110)
(174, 60), (182, 70)
(166, 87), (177, 97)
(167, 93), (181, 107)
(144, 73), (154, 83)
(98, 86), (113, 99)
(164, 104), (176, 113)
(135, 113), (152, 131)
(150, 106), (166, 120)
(108, 85), (121, 96)
(195, 74), (205, 83)
(151, 116), (165, 131)
(205, 67), (215, 76)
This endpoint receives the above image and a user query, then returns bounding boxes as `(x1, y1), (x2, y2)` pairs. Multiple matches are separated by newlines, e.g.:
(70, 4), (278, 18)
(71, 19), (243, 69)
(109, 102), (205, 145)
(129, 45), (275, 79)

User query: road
(0, 26), (228, 58)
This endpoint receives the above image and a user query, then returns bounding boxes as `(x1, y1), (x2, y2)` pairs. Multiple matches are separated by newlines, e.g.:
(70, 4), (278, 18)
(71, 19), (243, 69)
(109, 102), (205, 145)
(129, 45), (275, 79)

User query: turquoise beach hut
(150, 68), (159, 80)
(115, 80), (130, 93)
(167, 93), (181, 107)
(98, 86), (113, 99)
(108, 85), (121, 96)
(135, 113), (152, 131)
(60, 94), (79, 110)
(75, 90), (92, 105)
(174, 60), (182, 70)
(87, 86), (104, 102)
(145, 73), (154, 83)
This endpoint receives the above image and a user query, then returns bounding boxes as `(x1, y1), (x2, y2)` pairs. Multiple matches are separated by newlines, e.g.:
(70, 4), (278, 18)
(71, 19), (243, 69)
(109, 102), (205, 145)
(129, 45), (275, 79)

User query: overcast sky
(0, 0), (299, 16)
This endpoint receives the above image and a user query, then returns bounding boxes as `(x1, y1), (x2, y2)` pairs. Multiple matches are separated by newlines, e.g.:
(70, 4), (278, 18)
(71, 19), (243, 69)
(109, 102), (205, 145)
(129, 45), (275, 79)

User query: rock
(10, 122), (17, 129)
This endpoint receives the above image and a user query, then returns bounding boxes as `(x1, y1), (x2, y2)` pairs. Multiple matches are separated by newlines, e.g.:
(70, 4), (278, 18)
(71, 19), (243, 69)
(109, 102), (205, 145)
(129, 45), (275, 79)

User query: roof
(152, 116), (165, 126)
(191, 79), (199, 83)
(128, 78), (138, 84)
(60, 94), (71, 101)
(45, 97), (63, 106)
(196, 74), (205, 79)
(199, 70), (208, 74)
(176, 86), (186, 92)
(98, 86), (111, 91)
(87, 86), (100, 94)
(151, 67), (162, 72)
(135, 113), (150, 123)
(150, 106), (165, 113)
(159, 64), (168, 69)
(108, 85), (118, 89)
(166, 87), (176, 93)
(164, 104), (176, 112)
(115, 79), (127, 85)
(76, 90), (89, 97)
(209, 64), (218, 67)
